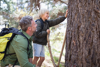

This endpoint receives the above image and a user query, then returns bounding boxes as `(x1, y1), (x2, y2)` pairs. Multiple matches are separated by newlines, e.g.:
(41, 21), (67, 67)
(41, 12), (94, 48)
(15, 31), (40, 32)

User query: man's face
(30, 20), (37, 33)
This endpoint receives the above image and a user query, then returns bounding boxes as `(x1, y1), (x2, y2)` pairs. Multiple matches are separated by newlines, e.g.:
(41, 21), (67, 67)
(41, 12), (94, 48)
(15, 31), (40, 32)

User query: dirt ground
(0, 60), (53, 67)
(0, 58), (64, 67)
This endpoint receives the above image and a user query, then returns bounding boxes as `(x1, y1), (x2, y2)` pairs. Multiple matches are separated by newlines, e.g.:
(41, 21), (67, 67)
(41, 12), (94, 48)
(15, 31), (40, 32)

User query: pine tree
(65, 0), (100, 67)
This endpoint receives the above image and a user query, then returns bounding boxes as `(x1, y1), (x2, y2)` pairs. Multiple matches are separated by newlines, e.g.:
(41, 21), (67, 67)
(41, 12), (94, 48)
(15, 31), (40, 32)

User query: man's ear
(28, 27), (31, 30)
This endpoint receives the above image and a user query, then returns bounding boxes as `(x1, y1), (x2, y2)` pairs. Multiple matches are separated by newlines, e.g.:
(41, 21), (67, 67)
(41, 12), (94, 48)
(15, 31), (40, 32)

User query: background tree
(0, 0), (67, 28)
(65, 0), (100, 67)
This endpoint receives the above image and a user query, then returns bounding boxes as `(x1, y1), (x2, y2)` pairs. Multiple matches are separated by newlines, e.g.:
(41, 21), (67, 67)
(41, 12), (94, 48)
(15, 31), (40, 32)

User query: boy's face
(42, 11), (49, 20)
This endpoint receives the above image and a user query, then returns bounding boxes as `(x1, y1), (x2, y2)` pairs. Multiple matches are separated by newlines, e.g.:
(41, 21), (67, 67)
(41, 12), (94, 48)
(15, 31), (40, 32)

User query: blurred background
(0, 0), (68, 67)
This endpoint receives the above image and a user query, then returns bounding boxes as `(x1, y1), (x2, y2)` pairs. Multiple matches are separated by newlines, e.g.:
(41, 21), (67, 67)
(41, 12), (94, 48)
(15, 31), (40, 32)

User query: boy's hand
(65, 9), (68, 18)
(47, 29), (50, 34)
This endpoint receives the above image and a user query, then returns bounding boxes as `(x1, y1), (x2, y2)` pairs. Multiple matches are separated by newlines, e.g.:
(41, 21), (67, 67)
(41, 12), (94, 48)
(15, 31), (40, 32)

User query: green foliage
(53, 56), (59, 63)
(45, 46), (50, 56)
(0, 0), (15, 13)
(0, 0), (31, 28)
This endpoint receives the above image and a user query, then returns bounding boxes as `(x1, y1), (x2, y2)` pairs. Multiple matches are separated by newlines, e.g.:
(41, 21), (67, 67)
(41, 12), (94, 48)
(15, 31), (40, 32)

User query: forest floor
(0, 57), (65, 67)
(0, 47), (65, 67)
(42, 58), (65, 67)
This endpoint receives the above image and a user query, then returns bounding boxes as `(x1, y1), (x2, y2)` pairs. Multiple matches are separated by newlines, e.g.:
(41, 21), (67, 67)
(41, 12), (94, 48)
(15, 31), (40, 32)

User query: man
(1, 16), (37, 67)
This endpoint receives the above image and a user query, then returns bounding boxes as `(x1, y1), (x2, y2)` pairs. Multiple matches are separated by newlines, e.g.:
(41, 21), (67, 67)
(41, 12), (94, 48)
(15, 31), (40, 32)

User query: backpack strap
(35, 19), (44, 29)
(18, 32), (29, 51)
(9, 32), (30, 67)
(3, 28), (30, 54)
(13, 59), (18, 67)
(11, 33), (29, 67)
(35, 19), (49, 30)
(9, 28), (29, 51)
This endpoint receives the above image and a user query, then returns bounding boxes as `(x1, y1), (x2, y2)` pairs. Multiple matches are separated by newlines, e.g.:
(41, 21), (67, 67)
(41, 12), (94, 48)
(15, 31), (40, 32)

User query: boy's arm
(34, 21), (47, 38)
(48, 16), (66, 27)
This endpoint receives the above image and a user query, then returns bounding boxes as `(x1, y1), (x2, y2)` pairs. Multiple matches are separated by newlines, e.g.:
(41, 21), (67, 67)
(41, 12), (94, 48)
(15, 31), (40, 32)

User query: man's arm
(11, 35), (35, 67)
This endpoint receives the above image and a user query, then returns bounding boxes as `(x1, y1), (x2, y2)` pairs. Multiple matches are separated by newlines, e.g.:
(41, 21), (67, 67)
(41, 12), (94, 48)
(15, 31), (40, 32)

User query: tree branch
(54, 0), (68, 5)
(59, 0), (68, 5)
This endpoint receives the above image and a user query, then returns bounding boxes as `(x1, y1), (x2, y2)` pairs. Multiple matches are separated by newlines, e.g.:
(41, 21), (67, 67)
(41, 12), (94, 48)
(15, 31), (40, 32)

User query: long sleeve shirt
(1, 30), (35, 67)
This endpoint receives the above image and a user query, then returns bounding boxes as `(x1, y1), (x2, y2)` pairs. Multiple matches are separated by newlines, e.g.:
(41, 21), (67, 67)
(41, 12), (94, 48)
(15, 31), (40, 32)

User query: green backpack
(0, 27), (29, 61)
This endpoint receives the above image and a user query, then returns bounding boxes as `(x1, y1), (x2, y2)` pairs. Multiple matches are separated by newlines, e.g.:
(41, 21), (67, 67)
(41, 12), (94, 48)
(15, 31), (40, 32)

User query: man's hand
(28, 58), (32, 63)
(65, 9), (68, 18)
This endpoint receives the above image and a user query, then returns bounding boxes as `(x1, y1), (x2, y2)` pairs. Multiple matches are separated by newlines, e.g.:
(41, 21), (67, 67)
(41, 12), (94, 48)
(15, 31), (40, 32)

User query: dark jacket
(33, 16), (66, 45)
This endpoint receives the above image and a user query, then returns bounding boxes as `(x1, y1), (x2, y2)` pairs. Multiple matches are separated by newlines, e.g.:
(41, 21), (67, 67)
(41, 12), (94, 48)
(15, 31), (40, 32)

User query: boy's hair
(39, 9), (49, 18)
(34, 9), (49, 20)
(19, 16), (33, 32)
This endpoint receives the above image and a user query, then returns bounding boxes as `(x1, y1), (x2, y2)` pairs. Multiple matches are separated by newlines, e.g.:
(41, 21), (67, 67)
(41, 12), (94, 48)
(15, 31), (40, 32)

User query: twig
(47, 34), (57, 67)
(57, 24), (67, 67)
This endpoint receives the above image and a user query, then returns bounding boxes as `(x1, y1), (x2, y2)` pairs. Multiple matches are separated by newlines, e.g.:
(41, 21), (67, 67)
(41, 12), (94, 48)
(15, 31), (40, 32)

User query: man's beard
(32, 29), (37, 34)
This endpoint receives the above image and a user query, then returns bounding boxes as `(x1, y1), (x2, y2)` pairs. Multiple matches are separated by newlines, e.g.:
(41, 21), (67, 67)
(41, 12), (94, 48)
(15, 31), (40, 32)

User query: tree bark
(65, 0), (100, 67)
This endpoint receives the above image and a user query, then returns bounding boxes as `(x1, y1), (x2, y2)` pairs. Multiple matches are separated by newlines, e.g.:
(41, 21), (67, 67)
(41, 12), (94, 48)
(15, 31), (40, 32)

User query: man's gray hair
(19, 16), (33, 32)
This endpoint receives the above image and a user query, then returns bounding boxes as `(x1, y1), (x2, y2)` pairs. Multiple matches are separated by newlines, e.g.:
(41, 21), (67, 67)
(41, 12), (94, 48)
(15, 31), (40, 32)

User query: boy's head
(39, 9), (49, 20)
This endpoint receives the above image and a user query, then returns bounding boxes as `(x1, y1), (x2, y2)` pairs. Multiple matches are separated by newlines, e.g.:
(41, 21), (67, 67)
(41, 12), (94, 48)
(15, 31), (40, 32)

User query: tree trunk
(65, 0), (100, 67)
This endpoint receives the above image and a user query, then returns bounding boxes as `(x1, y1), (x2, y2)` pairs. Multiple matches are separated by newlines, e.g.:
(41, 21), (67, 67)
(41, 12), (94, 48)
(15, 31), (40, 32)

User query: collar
(21, 30), (31, 40)
(40, 18), (48, 23)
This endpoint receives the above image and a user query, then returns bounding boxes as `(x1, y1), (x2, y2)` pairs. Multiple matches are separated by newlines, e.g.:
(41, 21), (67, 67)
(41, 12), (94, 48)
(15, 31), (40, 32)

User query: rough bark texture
(65, 0), (100, 67)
